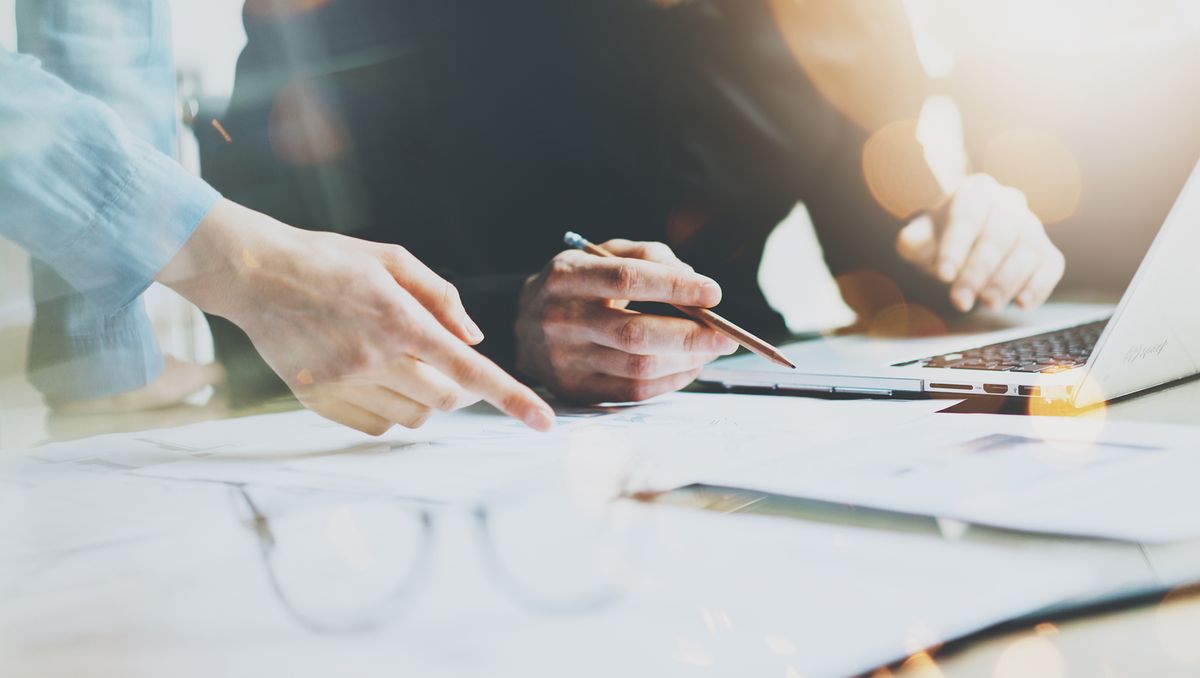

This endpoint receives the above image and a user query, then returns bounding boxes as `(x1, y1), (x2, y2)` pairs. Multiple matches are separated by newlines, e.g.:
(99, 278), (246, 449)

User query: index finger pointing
(548, 252), (722, 307)
(375, 244), (484, 345)
(412, 322), (555, 431)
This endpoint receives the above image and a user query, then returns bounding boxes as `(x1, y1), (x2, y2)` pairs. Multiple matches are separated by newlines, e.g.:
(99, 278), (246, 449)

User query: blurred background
(1, 0), (1199, 443)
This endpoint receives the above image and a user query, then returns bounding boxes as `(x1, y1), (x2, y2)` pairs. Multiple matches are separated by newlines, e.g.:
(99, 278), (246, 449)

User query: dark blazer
(201, 0), (937, 400)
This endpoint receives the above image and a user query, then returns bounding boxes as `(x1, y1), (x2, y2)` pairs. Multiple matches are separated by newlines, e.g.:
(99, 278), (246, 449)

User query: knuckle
(499, 391), (530, 417)
(449, 357), (485, 386)
(626, 353), (655, 378)
(669, 274), (685, 303)
(1001, 186), (1028, 208)
(547, 347), (570, 371)
(382, 244), (413, 268)
(440, 282), (462, 309)
(975, 174), (1001, 191)
(540, 303), (571, 330)
(616, 317), (648, 351)
(382, 243), (406, 258)
(942, 228), (973, 255)
(982, 213), (1020, 242)
(340, 347), (373, 376)
(646, 242), (674, 261)
(408, 330), (440, 358)
(620, 381), (650, 403)
(682, 325), (701, 353)
(434, 390), (459, 412)
(993, 271), (1020, 294)
(545, 256), (574, 291)
(611, 264), (639, 297)
(383, 296), (421, 335)
(961, 174), (995, 200)
(976, 238), (1009, 266)
(1011, 244), (1040, 274)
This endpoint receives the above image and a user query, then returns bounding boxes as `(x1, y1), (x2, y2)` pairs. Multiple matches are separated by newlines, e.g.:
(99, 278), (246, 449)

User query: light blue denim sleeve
(4, 0), (220, 401)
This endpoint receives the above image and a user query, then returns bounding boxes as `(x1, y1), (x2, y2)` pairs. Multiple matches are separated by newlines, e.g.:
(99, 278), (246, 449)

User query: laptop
(700, 156), (1200, 407)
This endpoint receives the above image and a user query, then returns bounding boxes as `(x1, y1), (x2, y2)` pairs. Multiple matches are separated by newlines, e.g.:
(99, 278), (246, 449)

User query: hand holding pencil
(512, 233), (791, 405)
(563, 232), (795, 369)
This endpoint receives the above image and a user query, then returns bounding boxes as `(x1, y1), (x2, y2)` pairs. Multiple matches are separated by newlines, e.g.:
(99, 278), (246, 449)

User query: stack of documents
(12, 393), (953, 501)
(712, 413), (1200, 542)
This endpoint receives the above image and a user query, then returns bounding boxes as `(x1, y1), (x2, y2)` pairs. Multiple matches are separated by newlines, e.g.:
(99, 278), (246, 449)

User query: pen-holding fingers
(570, 369), (705, 404)
(573, 306), (738, 355)
(598, 239), (694, 271)
(585, 345), (725, 380)
(374, 243), (485, 344)
(545, 251), (722, 307)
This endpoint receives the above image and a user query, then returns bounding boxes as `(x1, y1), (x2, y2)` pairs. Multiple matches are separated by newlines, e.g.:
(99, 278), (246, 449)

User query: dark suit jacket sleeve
(449, 272), (529, 376)
(652, 0), (953, 327)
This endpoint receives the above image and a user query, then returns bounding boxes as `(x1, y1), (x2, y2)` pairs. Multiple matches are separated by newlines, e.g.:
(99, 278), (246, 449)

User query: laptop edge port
(929, 383), (973, 391)
(1018, 385), (1042, 397)
(983, 384), (1009, 395)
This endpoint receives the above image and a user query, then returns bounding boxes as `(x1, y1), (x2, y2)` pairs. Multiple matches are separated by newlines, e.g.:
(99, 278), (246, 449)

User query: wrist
(156, 198), (292, 320)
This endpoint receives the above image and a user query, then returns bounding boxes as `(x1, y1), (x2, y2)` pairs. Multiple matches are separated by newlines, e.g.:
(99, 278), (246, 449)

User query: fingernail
(952, 287), (975, 312)
(465, 318), (485, 343)
(938, 261), (957, 282)
(527, 406), (555, 432)
(699, 279), (722, 305)
(1019, 291), (1035, 307)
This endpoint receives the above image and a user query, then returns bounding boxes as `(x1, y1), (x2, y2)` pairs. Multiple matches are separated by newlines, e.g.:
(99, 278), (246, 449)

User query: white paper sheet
(713, 413), (1200, 542)
(118, 395), (953, 499)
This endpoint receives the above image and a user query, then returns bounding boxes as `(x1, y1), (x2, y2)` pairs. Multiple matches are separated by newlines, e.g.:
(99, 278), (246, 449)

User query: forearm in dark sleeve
(803, 116), (955, 321)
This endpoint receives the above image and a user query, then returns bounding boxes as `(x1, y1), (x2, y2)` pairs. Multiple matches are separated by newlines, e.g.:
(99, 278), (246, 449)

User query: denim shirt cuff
(27, 295), (164, 402)
(45, 139), (221, 317)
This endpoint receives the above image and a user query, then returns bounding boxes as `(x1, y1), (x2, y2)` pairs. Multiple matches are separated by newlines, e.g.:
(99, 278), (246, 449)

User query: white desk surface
(2, 361), (1199, 677)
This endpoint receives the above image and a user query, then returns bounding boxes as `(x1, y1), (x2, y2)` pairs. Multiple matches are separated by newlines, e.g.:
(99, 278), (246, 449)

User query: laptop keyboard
(895, 319), (1109, 373)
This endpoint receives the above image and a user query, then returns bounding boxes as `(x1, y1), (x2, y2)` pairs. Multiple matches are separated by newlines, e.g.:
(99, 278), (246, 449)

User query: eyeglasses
(228, 451), (654, 633)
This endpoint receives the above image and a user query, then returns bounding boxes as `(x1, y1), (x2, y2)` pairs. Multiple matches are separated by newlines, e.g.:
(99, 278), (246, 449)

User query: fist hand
(515, 240), (738, 403)
(896, 174), (1065, 312)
